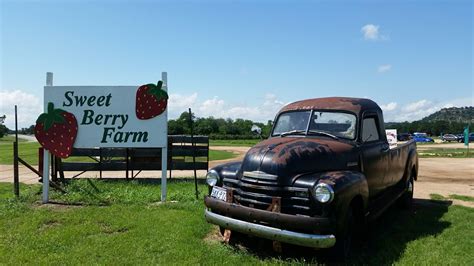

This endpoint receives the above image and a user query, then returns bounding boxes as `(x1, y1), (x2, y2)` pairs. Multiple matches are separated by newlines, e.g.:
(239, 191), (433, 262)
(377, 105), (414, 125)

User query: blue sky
(1, 0), (472, 128)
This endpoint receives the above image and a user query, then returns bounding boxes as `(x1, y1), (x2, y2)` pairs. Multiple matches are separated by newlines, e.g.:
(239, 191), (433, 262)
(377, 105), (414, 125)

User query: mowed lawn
(209, 139), (260, 147)
(0, 136), (40, 165)
(418, 148), (474, 158)
(0, 136), (237, 165)
(0, 181), (473, 265)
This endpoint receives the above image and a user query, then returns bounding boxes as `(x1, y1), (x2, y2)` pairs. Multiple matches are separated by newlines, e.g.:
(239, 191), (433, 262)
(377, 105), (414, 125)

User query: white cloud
(198, 97), (226, 117)
(377, 64), (392, 73)
(194, 93), (285, 122)
(383, 97), (474, 122)
(0, 90), (43, 129)
(403, 99), (431, 113)
(361, 24), (388, 41)
(167, 92), (286, 122)
(380, 102), (397, 111)
(361, 24), (380, 40)
(168, 92), (198, 117)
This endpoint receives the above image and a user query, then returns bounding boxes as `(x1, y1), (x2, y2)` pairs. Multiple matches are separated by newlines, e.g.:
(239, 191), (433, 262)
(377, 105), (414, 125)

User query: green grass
(430, 193), (446, 201)
(0, 181), (269, 265)
(0, 137), (40, 165)
(210, 139), (260, 147)
(449, 194), (474, 202)
(0, 135), (27, 143)
(418, 148), (474, 158)
(1, 181), (473, 265)
(209, 150), (238, 161)
(430, 193), (474, 203)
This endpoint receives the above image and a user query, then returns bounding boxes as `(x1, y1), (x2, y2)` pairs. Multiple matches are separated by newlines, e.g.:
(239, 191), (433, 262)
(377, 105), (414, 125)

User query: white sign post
(160, 72), (168, 201)
(42, 72), (53, 203)
(41, 72), (169, 203)
(386, 129), (398, 148)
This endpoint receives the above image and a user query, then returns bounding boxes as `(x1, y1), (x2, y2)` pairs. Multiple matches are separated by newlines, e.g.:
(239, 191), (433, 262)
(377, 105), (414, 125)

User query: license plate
(211, 186), (227, 201)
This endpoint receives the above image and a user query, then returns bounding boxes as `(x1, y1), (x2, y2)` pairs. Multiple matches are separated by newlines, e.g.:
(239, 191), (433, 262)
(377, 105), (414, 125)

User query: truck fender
(211, 161), (242, 186)
(403, 148), (418, 182)
(317, 171), (369, 232)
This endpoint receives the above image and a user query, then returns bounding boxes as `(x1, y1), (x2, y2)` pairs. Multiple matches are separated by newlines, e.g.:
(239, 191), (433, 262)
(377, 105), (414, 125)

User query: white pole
(42, 72), (53, 203)
(161, 71), (168, 202)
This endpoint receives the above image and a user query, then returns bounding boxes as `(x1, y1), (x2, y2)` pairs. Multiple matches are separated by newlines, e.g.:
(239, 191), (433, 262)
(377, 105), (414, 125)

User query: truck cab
(204, 97), (418, 256)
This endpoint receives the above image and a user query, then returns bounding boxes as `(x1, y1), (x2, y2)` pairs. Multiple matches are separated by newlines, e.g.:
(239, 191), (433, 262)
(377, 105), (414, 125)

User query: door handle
(381, 144), (390, 152)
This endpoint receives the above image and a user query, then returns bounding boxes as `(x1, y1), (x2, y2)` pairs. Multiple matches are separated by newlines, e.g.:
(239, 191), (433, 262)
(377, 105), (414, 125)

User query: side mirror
(251, 125), (263, 139)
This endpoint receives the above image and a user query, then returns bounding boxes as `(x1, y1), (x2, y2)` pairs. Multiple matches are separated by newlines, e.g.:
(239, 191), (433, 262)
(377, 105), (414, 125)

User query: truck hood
(240, 137), (359, 185)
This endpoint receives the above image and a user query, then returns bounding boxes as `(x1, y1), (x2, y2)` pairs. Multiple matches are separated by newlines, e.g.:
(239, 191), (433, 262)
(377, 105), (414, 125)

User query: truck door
(360, 113), (389, 198)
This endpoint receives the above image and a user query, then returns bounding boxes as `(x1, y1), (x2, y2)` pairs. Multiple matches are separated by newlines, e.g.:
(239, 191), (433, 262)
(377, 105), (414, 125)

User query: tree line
(385, 120), (469, 136)
(169, 112), (273, 139)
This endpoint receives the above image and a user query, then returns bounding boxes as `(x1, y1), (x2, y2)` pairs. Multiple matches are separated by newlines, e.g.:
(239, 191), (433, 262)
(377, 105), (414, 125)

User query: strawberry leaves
(146, 81), (168, 101)
(36, 102), (66, 131)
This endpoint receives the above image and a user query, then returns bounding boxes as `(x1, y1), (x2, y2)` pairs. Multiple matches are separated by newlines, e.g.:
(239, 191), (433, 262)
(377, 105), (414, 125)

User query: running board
(366, 185), (406, 222)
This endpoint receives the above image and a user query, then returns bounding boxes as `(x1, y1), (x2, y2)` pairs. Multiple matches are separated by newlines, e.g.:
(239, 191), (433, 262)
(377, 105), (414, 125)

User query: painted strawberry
(136, 80), (168, 120)
(34, 102), (78, 158)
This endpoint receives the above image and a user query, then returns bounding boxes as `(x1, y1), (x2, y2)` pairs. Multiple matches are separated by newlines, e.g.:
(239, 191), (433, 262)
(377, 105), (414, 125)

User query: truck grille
(223, 171), (316, 216)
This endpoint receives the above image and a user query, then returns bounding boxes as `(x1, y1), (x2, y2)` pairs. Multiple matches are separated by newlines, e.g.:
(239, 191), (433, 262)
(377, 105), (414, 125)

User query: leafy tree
(167, 112), (271, 139)
(18, 125), (35, 135)
(0, 124), (8, 138)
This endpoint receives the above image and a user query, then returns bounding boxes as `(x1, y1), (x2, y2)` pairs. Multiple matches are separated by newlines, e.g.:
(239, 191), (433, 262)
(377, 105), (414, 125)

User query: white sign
(40, 72), (169, 204)
(44, 86), (167, 148)
(386, 129), (397, 148)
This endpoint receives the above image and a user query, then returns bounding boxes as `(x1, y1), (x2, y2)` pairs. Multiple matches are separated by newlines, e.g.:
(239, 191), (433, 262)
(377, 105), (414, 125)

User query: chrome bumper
(205, 210), (336, 248)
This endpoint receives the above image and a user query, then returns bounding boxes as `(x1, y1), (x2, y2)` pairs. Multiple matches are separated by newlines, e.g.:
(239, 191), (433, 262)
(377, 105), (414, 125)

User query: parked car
(397, 133), (412, 141)
(412, 133), (434, 143)
(441, 134), (458, 142)
(204, 97), (418, 257)
(458, 133), (474, 143)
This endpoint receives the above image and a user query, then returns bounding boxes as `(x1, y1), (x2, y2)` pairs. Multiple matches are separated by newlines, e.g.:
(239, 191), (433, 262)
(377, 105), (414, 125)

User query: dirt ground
(1, 145), (472, 207)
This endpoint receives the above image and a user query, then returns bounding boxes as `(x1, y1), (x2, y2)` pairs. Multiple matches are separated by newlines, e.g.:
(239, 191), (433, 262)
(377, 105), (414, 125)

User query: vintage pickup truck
(204, 97), (418, 256)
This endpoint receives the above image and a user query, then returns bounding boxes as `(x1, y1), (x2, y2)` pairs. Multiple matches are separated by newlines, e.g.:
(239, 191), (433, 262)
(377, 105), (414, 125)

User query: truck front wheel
(331, 206), (355, 259)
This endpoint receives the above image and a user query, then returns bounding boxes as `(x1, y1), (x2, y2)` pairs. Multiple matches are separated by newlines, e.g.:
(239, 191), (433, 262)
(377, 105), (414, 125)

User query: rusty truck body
(204, 97), (418, 255)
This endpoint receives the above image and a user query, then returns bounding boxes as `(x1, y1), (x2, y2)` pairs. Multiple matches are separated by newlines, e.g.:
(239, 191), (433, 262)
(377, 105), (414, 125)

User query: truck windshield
(272, 110), (357, 139)
(272, 111), (311, 136)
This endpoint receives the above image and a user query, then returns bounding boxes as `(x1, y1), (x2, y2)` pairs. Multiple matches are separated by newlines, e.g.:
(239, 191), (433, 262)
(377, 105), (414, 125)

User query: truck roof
(278, 97), (381, 115)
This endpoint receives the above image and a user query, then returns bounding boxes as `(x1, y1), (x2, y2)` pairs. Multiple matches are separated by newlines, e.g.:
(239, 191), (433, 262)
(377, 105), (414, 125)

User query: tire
(399, 173), (414, 209)
(219, 226), (226, 236)
(331, 206), (355, 259)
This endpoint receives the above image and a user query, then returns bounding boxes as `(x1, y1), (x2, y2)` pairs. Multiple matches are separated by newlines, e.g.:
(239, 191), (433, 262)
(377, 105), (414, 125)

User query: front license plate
(211, 186), (227, 201)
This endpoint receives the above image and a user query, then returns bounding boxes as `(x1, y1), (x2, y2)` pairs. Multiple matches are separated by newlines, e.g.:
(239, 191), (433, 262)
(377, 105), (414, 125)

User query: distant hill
(384, 106), (472, 135)
(420, 106), (474, 123)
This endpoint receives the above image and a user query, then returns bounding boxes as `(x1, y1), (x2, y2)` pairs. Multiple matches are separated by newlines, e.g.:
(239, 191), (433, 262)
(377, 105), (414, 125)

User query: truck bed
(387, 140), (417, 186)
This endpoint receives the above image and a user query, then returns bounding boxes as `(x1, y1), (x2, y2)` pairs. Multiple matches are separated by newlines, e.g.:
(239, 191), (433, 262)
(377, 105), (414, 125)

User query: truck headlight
(206, 170), (219, 187)
(313, 183), (334, 203)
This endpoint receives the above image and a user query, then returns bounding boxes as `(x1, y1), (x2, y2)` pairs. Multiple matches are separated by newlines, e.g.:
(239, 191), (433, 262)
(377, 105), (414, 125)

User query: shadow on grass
(225, 198), (451, 264)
